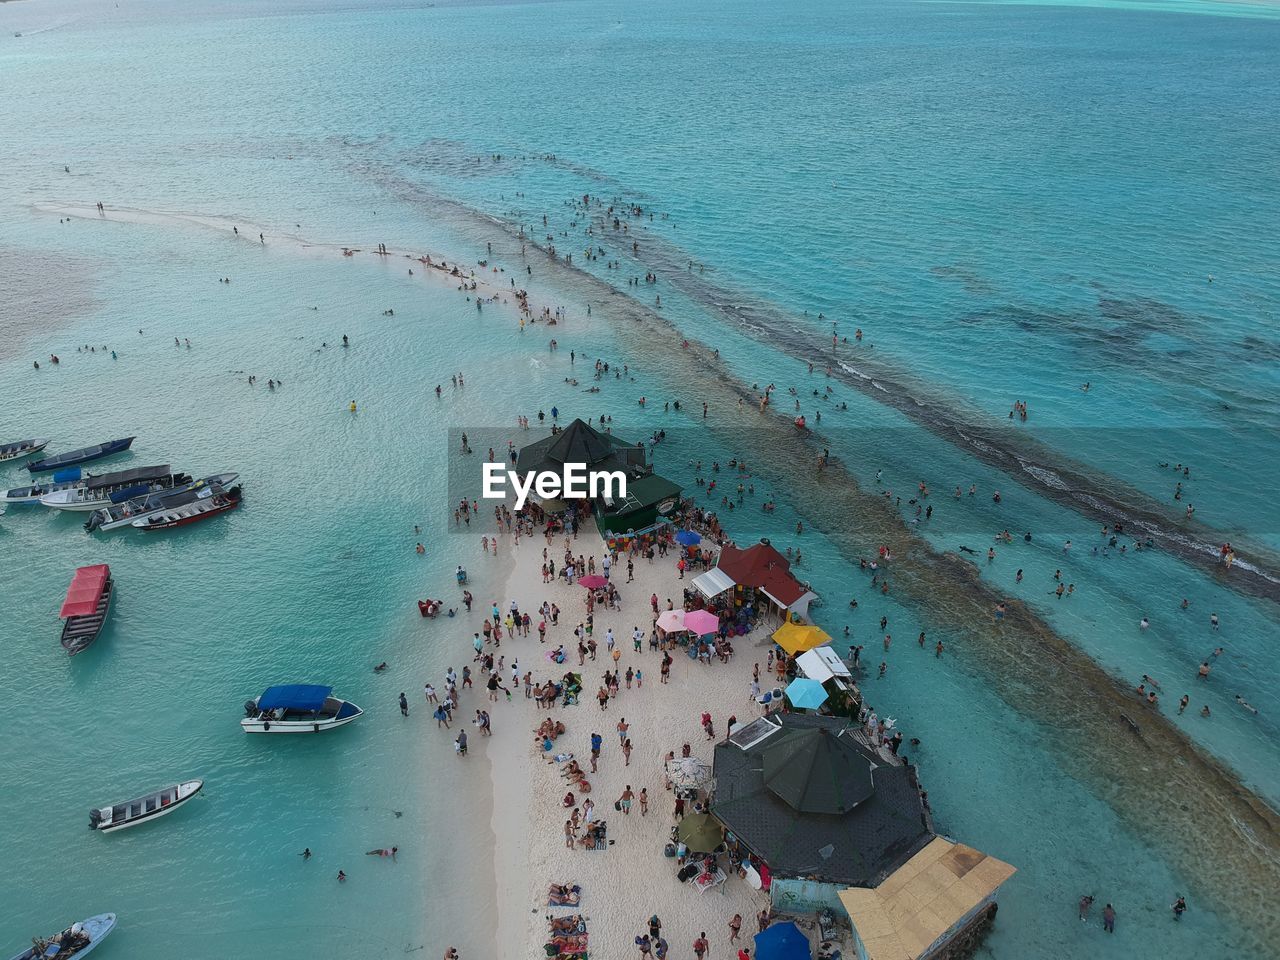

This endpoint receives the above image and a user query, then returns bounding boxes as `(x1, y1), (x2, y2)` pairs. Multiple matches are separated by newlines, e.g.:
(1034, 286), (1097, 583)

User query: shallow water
(2, 0), (1279, 957)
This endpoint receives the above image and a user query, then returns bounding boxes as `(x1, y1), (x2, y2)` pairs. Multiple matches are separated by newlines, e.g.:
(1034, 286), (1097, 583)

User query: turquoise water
(2, 0), (1279, 957)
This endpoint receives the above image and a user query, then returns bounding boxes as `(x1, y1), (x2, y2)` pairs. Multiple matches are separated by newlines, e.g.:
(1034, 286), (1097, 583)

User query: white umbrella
(665, 756), (712, 789)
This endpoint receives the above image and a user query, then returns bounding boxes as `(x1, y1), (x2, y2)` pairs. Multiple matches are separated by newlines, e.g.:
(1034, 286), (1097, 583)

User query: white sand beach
(463, 518), (792, 960)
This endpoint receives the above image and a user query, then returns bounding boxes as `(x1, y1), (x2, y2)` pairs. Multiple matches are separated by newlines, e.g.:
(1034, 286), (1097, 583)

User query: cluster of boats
(6, 435), (365, 955)
(0, 436), (243, 534)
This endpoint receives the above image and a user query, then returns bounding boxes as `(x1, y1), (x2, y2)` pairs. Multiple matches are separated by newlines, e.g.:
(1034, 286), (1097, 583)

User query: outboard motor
(244, 700), (258, 718)
(89, 808), (102, 830)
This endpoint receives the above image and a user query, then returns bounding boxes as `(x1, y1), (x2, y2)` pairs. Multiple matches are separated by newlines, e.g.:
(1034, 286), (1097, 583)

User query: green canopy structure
(761, 726), (875, 815)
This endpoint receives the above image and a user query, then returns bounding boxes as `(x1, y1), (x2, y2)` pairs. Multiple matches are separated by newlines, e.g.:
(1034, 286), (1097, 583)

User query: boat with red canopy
(60, 564), (114, 655)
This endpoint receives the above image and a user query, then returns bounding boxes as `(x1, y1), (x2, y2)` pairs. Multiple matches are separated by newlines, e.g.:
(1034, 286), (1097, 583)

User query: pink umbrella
(656, 609), (686, 632)
(684, 609), (720, 636)
(579, 574), (608, 590)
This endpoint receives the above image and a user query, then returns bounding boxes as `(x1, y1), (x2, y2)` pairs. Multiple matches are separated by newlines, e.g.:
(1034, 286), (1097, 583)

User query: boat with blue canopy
(6, 913), (116, 960)
(28, 437), (135, 473)
(0, 437), (50, 463)
(2, 468), (88, 506)
(42, 467), (190, 511)
(241, 684), (363, 734)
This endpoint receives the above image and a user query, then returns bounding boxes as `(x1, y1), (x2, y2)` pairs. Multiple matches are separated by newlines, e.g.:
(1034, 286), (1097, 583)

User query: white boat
(89, 779), (203, 833)
(85, 473), (237, 531)
(7, 913), (116, 960)
(0, 438), (50, 463)
(42, 468), (191, 511)
(241, 684), (363, 734)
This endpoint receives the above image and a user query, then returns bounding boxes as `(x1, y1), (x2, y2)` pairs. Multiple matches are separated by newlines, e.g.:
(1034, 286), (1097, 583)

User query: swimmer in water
(374, 662), (388, 672)
(1235, 694), (1258, 714)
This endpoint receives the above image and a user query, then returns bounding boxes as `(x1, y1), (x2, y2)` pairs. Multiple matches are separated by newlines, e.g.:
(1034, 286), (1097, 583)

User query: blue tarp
(110, 485), (149, 504)
(258, 684), (332, 711)
(754, 921), (811, 960)
(53, 468), (82, 483)
(675, 529), (702, 546)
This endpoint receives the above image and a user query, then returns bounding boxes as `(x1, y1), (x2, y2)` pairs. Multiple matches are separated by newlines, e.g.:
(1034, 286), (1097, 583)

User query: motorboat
(89, 780), (202, 833)
(42, 467), (190, 511)
(4, 467), (96, 506)
(60, 565), (114, 655)
(133, 482), (241, 531)
(7, 913), (116, 960)
(28, 437), (135, 472)
(241, 684), (363, 734)
(0, 438), (50, 463)
(85, 473), (238, 531)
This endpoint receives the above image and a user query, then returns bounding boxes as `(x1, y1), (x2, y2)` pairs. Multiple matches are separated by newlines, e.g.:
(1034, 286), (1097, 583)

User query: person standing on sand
(693, 932), (709, 959)
(639, 787), (648, 815)
(729, 914), (742, 942)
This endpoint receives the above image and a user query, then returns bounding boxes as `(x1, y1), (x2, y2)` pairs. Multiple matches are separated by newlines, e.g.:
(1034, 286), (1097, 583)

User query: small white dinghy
(89, 780), (203, 833)
(7, 913), (116, 960)
(241, 684), (363, 734)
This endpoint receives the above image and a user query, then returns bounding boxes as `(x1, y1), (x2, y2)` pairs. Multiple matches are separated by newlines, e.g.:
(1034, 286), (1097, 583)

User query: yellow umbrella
(772, 621), (832, 655)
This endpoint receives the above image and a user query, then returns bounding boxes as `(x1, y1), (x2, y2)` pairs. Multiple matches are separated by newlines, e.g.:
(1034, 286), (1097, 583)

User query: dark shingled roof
(712, 713), (933, 887)
(515, 419), (640, 477)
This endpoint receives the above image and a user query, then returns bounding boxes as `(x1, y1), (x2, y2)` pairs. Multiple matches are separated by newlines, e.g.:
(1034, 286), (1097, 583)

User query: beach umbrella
(784, 677), (828, 710)
(675, 529), (702, 546)
(665, 756), (713, 790)
(754, 920), (811, 960)
(771, 621), (831, 655)
(578, 574), (608, 590)
(683, 609), (720, 636)
(656, 609), (686, 632)
(676, 812), (724, 853)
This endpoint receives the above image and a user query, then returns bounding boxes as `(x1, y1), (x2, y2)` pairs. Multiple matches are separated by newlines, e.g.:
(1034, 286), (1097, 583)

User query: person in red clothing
(693, 933), (709, 959)
(737, 950), (751, 960)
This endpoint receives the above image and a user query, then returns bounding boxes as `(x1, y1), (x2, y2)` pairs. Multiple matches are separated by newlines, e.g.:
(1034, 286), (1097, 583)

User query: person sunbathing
(547, 886), (581, 906)
(548, 913), (584, 931)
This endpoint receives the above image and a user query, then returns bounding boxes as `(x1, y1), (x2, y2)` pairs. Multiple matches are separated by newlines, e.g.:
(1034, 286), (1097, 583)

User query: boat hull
(0, 438), (50, 463)
(6, 913), (116, 960)
(241, 696), (363, 734)
(61, 579), (114, 656)
(240, 709), (363, 734)
(135, 487), (242, 530)
(91, 780), (202, 833)
(28, 437), (135, 473)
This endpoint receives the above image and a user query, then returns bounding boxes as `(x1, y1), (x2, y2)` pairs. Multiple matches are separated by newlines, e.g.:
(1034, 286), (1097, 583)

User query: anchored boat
(85, 473), (238, 531)
(0, 438), (50, 463)
(41, 466), (188, 511)
(89, 780), (203, 833)
(4, 467), (98, 506)
(28, 437), (135, 473)
(60, 565), (114, 655)
(132, 482), (242, 531)
(6, 913), (116, 960)
(241, 684), (363, 734)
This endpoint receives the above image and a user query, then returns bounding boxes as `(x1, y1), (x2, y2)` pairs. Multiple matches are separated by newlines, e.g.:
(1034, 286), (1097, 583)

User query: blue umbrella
(784, 677), (828, 710)
(754, 921), (811, 960)
(675, 529), (702, 546)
